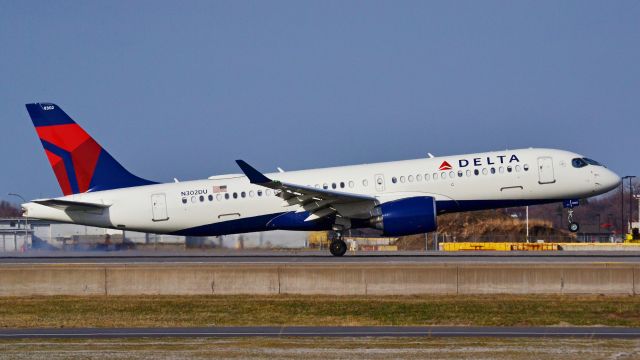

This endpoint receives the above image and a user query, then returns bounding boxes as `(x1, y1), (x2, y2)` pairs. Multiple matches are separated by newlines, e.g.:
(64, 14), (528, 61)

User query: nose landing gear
(568, 208), (580, 233)
(563, 199), (581, 233)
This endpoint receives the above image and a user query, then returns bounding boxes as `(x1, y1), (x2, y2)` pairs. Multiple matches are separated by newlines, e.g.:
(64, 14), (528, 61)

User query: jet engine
(369, 196), (437, 236)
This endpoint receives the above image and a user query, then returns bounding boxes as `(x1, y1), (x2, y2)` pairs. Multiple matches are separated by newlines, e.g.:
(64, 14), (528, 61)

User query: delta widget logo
(439, 161), (452, 171)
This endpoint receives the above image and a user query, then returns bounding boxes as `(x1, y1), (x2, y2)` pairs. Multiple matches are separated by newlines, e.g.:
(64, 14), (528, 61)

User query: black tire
(329, 240), (347, 257)
(569, 222), (580, 233)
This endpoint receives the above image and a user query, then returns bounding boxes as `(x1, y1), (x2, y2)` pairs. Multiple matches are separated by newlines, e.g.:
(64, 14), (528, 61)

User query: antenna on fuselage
(277, 167), (285, 173)
(427, 153), (435, 158)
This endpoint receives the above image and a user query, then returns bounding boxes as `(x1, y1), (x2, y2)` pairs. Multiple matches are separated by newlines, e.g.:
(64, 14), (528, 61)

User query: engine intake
(370, 196), (437, 236)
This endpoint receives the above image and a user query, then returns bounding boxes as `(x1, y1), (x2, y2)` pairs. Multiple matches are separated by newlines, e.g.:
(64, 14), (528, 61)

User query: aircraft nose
(598, 169), (621, 192)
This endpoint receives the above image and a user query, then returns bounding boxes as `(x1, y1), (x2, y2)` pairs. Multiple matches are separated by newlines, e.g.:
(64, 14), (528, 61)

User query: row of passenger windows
(391, 164), (530, 184)
(315, 181), (355, 190)
(183, 163), (531, 205)
(182, 189), (277, 204)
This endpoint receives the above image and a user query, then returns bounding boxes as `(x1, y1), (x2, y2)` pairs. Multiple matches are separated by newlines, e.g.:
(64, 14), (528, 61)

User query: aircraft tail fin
(25, 103), (156, 195)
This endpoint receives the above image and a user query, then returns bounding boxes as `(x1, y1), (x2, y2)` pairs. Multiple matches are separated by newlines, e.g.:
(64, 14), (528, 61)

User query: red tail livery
(25, 103), (155, 195)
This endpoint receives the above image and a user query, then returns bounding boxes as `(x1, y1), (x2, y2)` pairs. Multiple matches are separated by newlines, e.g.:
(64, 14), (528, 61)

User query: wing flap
(236, 160), (377, 221)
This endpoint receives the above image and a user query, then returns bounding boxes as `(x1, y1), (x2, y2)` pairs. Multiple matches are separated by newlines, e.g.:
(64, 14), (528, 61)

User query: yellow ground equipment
(441, 242), (559, 251)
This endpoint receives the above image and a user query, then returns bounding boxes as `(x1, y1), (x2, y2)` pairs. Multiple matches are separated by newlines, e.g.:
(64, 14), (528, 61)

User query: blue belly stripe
(170, 199), (563, 236)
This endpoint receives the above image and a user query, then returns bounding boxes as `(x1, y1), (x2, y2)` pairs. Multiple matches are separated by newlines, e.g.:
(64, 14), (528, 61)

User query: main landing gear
(329, 231), (347, 257)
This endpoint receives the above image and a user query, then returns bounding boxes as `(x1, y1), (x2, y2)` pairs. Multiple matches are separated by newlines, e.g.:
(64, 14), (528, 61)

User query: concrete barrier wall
(0, 263), (638, 296)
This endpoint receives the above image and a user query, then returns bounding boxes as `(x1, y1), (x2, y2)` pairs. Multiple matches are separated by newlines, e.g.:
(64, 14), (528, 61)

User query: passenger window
(507, 166), (512, 173)
(208, 194), (213, 201)
(515, 165), (521, 172)
(523, 164), (529, 171)
(400, 176), (406, 183)
(449, 171), (454, 178)
(392, 177), (398, 184)
(191, 196), (197, 203)
(432, 173), (438, 180)
(408, 175), (414, 182)
(490, 167), (496, 174)
(216, 194), (222, 201)
(182, 198), (187, 204)
(482, 168), (488, 175)
(225, 193), (230, 200)
(499, 167), (504, 173)
(474, 169), (479, 176)
(458, 170), (463, 177)
(257, 190), (263, 197)
(323, 183), (328, 189)
(425, 174), (430, 181)
(233, 192), (238, 199)
(441, 172), (446, 179)
(249, 190), (254, 197)
(241, 191), (246, 198)
(362, 179), (368, 186)
(348, 181), (355, 188)
(332, 183), (337, 189)
(416, 174), (422, 181)
(466, 170), (471, 177)
(340, 182), (345, 188)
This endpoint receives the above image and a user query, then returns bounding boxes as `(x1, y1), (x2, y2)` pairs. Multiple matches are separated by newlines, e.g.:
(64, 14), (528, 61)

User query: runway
(2, 250), (640, 263)
(2, 326), (640, 339)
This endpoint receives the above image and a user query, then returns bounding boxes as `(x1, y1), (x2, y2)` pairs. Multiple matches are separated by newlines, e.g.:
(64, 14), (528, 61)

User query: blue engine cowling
(370, 196), (437, 236)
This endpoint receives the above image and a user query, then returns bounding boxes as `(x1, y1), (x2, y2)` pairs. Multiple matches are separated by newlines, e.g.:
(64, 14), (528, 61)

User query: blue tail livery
(25, 103), (156, 195)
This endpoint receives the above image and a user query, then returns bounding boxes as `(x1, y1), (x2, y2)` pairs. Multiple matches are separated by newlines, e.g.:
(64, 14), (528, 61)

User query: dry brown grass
(2, 294), (640, 328)
(1, 337), (638, 360)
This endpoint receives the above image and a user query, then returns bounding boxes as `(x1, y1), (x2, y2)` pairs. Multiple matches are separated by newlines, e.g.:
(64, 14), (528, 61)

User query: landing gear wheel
(329, 240), (347, 257)
(569, 222), (580, 233)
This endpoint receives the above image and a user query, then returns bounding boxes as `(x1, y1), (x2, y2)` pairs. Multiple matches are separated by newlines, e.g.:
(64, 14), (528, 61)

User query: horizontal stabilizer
(33, 199), (110, 211)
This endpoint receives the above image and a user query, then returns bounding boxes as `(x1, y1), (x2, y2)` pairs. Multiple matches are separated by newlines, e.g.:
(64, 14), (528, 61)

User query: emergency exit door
(537, 157), (556, 184)
(151, 193), (169, 221)
(374, 174), (385, 192)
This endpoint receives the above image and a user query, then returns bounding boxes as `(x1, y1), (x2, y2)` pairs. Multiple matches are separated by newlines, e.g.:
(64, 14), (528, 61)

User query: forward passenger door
(537, 157), (556, 184)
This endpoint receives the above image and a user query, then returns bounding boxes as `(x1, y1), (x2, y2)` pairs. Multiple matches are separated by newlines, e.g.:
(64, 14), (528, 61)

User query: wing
(33, 199), (110, 212)
(236, 160), (378, 221)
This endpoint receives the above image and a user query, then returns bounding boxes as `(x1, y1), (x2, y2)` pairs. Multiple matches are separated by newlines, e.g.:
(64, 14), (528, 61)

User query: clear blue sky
(1, 1), (639, 201)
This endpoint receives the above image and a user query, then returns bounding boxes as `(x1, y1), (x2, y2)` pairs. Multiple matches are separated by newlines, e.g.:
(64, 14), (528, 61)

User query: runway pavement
(2, 250), (640, 263)
(2, 326), (640, 339)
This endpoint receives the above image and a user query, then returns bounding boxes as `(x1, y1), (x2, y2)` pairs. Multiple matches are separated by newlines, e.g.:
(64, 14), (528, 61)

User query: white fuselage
(23, 148), (621, 236)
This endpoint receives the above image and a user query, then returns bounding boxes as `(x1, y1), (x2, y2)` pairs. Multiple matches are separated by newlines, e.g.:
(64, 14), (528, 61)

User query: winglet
(235, 160), (272, 184)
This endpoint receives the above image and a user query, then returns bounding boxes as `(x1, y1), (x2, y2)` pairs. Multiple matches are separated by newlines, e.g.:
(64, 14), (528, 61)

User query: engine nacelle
(369, 196), (437, 236)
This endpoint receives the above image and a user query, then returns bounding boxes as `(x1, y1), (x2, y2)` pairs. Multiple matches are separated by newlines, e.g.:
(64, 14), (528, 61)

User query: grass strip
(1, 295), (640, 328)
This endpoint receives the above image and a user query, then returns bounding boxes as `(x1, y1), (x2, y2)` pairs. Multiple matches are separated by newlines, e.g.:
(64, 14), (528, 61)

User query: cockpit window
(583, 158), (602, 166)
(571, 158), (588, 168)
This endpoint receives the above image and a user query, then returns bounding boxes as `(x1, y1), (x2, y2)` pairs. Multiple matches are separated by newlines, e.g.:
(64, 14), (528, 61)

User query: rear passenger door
(151, 193), (169, 221)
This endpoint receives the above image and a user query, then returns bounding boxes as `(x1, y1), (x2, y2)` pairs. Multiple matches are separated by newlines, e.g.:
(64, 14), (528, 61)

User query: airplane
(21, 103), (621, 256)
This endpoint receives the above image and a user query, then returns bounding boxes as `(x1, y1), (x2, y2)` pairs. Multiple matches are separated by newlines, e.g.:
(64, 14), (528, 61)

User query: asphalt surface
(2, 250), (640, 263)
(1, 326), (640, 339)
